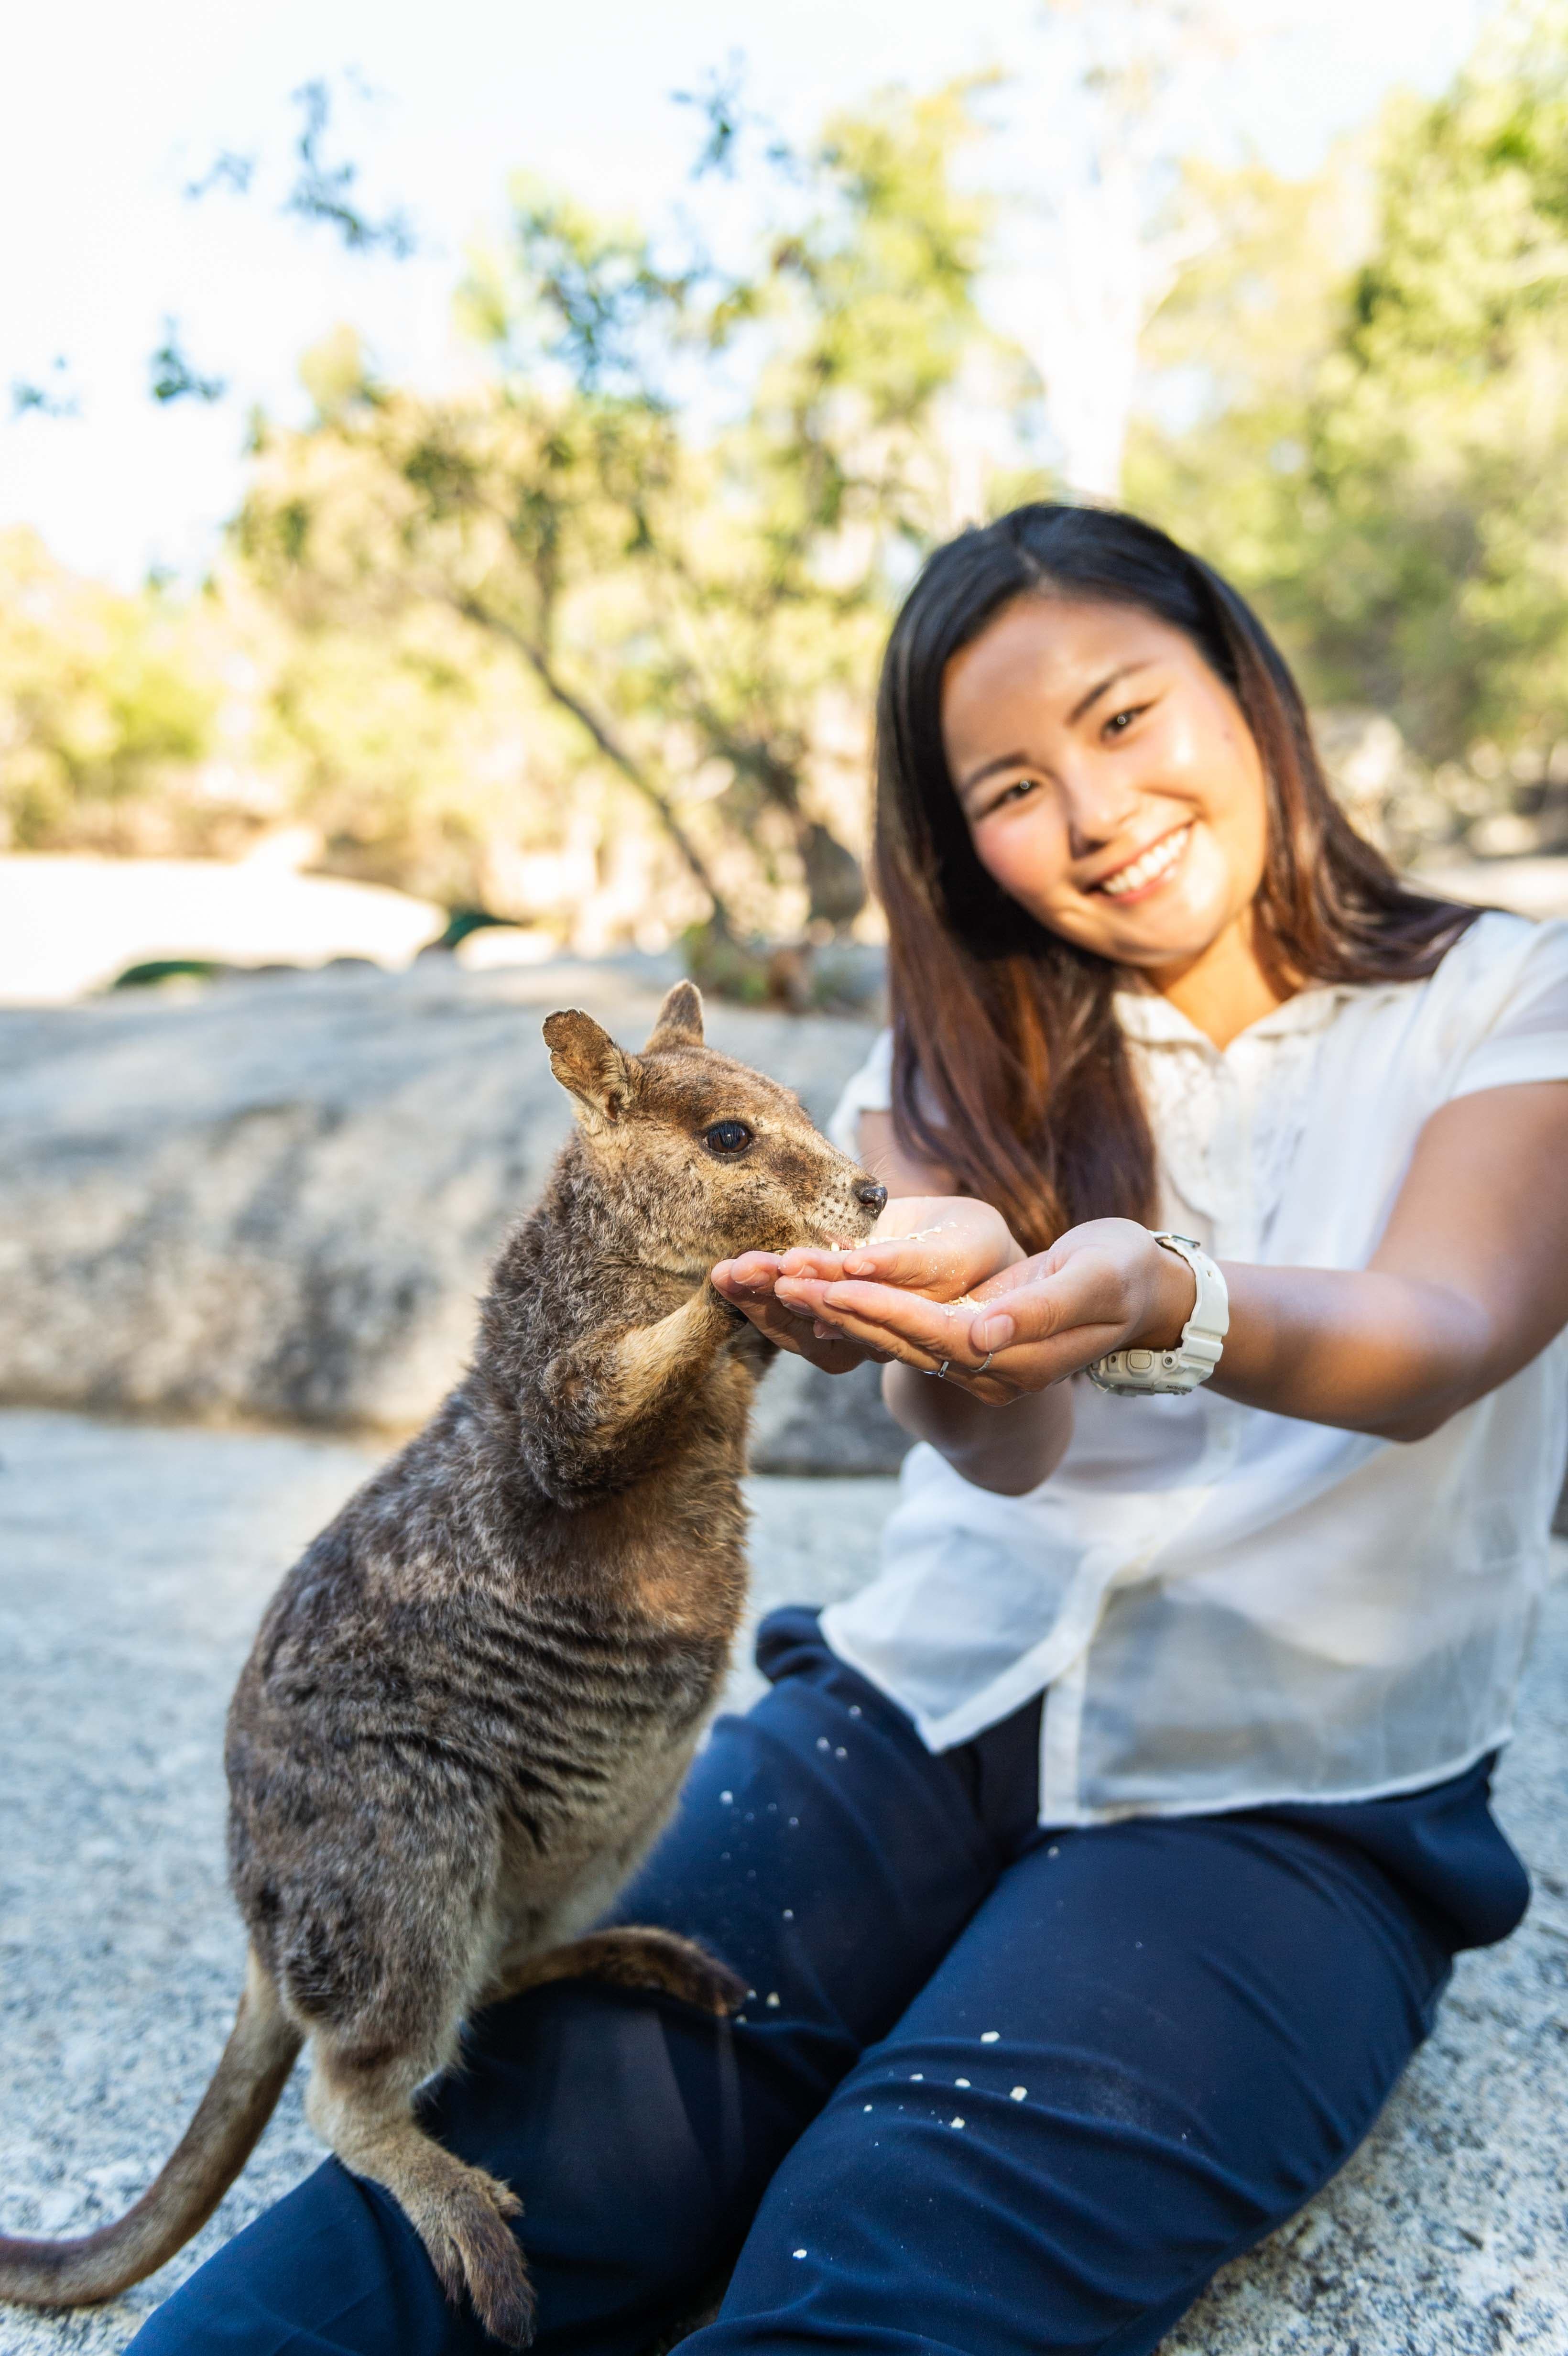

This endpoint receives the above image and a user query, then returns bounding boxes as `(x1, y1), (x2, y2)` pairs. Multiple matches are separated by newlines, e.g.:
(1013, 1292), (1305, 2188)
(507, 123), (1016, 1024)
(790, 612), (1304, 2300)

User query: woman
(133, 505), (1568, 2355)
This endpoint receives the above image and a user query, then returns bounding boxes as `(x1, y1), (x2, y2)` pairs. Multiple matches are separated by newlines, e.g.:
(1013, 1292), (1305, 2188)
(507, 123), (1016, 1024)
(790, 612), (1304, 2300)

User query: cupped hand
(753, 1195), (1028, 1397)
(776, 1195), (1023, 1301)
(765, 1216), (1198, 1400)
(709, 1250), (893, 1373)
(709, 1197), (1018, 1376)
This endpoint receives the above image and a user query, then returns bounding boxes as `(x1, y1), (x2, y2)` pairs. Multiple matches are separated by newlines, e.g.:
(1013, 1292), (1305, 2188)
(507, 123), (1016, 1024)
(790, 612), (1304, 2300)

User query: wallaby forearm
(524, 1288), (745, 1505)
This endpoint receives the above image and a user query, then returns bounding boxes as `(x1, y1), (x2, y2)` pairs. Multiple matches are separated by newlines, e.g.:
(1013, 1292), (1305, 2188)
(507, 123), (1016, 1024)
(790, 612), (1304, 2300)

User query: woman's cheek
(975, 814), (1070, 908)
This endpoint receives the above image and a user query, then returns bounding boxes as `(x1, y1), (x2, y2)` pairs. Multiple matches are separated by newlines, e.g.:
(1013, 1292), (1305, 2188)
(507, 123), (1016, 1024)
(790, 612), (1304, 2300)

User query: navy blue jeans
(129, 1609), (1528, 2356)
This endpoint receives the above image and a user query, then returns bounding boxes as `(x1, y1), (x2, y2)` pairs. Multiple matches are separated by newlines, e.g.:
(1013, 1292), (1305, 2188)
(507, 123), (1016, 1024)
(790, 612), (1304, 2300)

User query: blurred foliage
(10, 8), (1568, 949)
(0, 529), (231, 854)
(1131, 0), (1568, 857)
(231, 84), (991, 949)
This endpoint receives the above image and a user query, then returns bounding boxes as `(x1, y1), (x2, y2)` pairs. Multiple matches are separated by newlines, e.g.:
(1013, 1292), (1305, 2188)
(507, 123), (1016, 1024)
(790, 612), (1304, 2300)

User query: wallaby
(0, 983), (888, 2346)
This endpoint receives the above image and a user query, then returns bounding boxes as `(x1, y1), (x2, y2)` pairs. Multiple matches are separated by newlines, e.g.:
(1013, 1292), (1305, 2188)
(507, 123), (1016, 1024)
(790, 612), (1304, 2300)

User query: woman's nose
(855, 1180), (888, 1214)
(1061, 766), (1142, 856)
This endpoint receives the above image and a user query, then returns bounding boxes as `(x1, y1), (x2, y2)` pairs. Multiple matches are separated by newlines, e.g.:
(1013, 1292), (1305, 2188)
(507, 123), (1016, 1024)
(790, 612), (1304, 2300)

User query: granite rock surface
(0, 962), (908, 1473)
(1, 1410), (1565, 2354)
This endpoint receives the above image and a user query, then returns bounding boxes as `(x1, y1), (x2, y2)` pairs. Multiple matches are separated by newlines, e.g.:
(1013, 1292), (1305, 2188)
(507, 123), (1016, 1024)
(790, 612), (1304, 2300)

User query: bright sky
(1, 0), (1489, 589)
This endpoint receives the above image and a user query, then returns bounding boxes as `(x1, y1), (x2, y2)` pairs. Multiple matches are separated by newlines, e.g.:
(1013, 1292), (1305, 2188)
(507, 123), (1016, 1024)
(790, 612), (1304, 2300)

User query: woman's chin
(1093, 896), (1236, 973)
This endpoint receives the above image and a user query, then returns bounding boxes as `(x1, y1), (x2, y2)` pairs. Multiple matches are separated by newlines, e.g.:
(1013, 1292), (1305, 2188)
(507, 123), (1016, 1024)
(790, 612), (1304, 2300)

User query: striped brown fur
(0, 983), (887, 2345)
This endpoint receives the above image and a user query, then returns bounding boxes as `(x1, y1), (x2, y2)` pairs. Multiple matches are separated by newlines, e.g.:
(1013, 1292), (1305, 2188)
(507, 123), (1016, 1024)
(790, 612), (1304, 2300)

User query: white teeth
(1099, 825), (1191, 898)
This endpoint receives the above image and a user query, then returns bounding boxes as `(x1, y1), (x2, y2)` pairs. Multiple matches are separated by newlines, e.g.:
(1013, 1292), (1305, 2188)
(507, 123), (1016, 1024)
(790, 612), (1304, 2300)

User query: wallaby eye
(703, 1120), (754, 1157)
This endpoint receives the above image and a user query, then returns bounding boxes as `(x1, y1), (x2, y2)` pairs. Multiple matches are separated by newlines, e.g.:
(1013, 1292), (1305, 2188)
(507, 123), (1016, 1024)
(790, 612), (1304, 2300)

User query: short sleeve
(1448, 917), (1568, 1100)
(827, 1028), (893, 1156)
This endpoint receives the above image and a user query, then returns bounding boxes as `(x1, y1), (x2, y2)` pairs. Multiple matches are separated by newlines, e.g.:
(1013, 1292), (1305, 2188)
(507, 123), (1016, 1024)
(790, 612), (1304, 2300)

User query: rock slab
(1, 1411), (1565, 2354)
(0, 963), (909, 1473)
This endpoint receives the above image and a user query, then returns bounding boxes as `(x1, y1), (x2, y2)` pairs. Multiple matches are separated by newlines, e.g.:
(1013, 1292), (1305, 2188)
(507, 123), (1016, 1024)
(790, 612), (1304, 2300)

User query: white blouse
(821, 911), (1568, 1826)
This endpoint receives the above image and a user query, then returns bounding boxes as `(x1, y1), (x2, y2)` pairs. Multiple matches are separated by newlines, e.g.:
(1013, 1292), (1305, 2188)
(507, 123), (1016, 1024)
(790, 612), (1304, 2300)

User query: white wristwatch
(1086, 1233), (1229, 1397)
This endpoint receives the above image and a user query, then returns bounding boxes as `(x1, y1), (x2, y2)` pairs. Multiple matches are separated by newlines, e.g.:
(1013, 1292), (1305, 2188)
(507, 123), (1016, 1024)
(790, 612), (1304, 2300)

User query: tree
(232, 86), (990, 959)
(1132, 0), (1568, 798)
(0, 530), (229, 855)
(987, 0), (1240, 500)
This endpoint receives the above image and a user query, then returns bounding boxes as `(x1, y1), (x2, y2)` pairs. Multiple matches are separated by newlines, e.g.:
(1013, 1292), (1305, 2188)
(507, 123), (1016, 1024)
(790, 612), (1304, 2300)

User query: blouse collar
(1111, 979), (1367, 1053)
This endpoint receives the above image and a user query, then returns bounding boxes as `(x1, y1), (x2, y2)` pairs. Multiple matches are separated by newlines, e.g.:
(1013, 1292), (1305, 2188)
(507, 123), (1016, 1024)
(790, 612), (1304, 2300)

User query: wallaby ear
(643, 979), (705, 1053)
(543, 1010), (638, 1128)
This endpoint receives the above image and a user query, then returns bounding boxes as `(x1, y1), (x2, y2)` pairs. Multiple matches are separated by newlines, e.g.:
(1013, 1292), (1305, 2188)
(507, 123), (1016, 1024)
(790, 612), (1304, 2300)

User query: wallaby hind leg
(306, 2046), (533, 2348)
(493, 1927), (746, 2016)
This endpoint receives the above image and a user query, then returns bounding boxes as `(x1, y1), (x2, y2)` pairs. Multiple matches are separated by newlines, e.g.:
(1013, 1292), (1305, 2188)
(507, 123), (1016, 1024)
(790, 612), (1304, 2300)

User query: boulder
(749, 1354), (910, 1476)
(0, 961), (904, 1472)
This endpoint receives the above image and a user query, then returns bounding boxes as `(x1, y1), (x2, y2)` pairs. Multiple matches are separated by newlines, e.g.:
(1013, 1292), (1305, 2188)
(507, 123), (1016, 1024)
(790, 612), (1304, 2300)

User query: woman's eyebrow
(1067, 659), (1153, 726)
(957, 749), (1034, 798)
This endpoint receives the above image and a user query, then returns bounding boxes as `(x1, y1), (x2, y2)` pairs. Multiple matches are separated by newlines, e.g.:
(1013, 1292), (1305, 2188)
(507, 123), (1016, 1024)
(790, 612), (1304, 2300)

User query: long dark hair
(875, 503), (1479, 1251)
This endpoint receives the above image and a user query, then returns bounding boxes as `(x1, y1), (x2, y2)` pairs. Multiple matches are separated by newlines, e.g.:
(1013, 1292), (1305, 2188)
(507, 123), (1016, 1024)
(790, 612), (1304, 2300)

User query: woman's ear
(542, 1010), (639, 1128)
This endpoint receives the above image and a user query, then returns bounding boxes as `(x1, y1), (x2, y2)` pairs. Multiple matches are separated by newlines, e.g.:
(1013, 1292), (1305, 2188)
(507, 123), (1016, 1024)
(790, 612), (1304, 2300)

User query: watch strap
(1086, 1233), (1229, 1397)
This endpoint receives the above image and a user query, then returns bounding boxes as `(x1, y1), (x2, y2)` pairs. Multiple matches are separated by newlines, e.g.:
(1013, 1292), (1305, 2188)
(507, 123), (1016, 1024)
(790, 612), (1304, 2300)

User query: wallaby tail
(0, 1950), (302, 2311)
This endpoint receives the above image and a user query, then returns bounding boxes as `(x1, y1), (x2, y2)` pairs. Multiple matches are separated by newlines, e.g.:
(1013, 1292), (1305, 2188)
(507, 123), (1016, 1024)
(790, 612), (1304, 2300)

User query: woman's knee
(129, 1988), (801, 2356)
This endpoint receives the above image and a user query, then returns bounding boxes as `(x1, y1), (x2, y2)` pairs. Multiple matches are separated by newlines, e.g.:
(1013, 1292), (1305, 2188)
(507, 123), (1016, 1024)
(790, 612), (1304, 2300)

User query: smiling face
(941, 594), (1271, 987)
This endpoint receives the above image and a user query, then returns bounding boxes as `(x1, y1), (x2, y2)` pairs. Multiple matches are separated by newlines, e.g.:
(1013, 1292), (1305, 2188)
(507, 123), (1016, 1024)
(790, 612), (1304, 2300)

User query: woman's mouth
(1094, 823), (1193, 902)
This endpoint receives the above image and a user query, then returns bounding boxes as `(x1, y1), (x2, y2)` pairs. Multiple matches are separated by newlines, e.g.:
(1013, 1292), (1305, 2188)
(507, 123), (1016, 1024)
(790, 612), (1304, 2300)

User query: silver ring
(975, 1351), (994, 1376)
(933, 1359), (950, 1380)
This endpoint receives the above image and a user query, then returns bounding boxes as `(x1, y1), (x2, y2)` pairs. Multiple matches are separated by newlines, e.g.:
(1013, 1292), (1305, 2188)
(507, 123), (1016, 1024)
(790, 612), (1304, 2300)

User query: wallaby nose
(855, 1180), (888, 1215)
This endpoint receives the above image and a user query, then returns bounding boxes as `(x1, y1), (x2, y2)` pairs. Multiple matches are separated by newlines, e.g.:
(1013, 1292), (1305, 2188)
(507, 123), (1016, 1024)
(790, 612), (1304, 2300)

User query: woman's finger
(712, 1251), (787, 1301)
(711, 1259), (874, 1372)
(776, 1200), (1019, 1300)
(784, 1233), (978, 1296)
(778, 1274), (990, 1371)
(965, 1258), (1126, 1364)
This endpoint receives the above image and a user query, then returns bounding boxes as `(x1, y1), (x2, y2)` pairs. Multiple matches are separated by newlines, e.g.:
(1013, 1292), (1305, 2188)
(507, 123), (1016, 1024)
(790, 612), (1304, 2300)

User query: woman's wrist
(883, 1362), (1075, 1496)
(1127, 1233), (1200, 1354)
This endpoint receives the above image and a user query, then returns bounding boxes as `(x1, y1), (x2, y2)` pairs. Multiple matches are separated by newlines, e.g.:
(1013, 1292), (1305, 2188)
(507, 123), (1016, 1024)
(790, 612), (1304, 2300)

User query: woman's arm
(778, 1083), (1568, 1445)
(1211, 1080), (1568, 1438)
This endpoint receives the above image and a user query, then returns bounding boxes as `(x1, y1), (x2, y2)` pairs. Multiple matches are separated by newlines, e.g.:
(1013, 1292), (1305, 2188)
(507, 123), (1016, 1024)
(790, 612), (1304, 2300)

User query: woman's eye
(703, 1120), (753, 1156)
(991, 776), (1037, 811)
(1104, 704), (1148, 738)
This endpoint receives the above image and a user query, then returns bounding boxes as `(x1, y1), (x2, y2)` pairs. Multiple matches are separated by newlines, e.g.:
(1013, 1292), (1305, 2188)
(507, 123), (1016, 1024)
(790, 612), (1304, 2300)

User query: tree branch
(450, 594), (733, 933)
